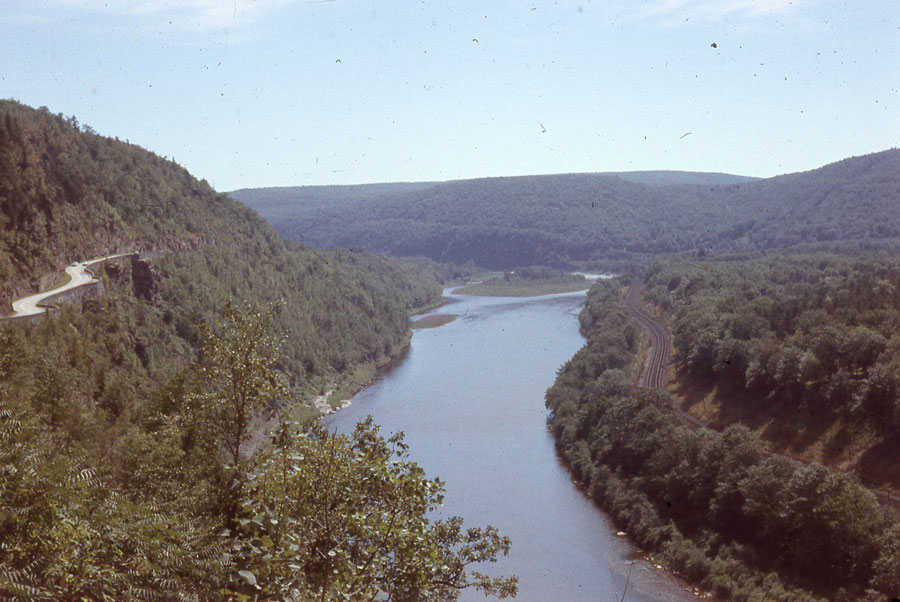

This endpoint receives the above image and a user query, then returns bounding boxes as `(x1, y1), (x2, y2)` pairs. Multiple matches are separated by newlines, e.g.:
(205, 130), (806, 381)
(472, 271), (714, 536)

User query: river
(325, 289), (697, 602)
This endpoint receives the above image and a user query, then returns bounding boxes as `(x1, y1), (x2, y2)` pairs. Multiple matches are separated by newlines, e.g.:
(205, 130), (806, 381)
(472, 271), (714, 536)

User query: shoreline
(325, 287), (700, 601)
(452, 281), (591, 297)
(410, 313), (456, 329)
(305, 292), (448, 418)
(310, 339), (413, 417)
(408, 296), (452, 316)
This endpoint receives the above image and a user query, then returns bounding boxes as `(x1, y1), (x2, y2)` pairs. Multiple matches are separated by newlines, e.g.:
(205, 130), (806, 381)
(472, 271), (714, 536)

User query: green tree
(195, 300), (288, 526)
(198, 300), (287, 466)
(0, 399), (222, 601)
(226, 418), (518, 601)
(856, 357), (900, 433)
(869, 523), (900, 598)
(842, 327), (887, 374)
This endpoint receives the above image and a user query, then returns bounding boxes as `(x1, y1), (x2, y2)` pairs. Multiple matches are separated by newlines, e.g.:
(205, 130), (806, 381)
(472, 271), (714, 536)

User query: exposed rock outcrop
(130, 256), (158, 301)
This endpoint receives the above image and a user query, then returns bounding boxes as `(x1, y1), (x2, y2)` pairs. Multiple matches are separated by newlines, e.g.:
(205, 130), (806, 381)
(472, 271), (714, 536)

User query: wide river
(326, 289), (697, 602)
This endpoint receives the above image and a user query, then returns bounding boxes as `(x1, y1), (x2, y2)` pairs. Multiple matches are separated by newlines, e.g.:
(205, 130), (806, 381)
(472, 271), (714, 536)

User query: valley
(1, 98), (899, 601)
(4, 1), (898, 599)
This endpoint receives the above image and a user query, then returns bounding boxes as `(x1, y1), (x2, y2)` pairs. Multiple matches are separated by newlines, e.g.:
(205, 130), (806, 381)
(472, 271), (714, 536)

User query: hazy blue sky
(2, 1), (898, 190)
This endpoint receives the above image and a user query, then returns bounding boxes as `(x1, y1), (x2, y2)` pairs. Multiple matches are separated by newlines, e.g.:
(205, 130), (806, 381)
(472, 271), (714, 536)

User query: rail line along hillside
(624, 279), (900, 514)
(625, 283), (670, 391)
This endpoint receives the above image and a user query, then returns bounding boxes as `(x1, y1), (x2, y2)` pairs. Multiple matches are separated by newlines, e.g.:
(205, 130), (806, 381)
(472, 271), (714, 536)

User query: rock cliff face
(1, 267), (60, 314)
(130, 256), (158, 301)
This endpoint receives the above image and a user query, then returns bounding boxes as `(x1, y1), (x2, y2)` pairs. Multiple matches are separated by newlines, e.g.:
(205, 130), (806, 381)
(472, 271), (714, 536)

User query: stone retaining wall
(0, 279), (105, 326)
(0, 255), (127, 326)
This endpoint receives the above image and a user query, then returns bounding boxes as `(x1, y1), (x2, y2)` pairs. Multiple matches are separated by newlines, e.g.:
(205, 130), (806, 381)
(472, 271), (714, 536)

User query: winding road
(624, 282), (899, 512)
(7, 253), (134, 318)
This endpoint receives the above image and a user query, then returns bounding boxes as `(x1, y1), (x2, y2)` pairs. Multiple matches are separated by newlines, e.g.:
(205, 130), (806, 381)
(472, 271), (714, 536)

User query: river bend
(326, 290), (697, 602)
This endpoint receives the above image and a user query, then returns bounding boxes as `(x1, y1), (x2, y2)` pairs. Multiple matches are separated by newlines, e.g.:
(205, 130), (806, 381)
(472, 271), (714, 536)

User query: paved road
(625, 282), (899, 513)
(8, 253), (133, 317)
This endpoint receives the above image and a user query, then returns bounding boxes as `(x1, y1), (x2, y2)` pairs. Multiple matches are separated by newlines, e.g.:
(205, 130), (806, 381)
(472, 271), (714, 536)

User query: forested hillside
(0, 100), (515, 599)
(545, 279), (900, 602)
(0, 99), (444, 382)
(642, 251), (900, 491)
(233, 150), (900, 270)
(0, 100), (262, 305)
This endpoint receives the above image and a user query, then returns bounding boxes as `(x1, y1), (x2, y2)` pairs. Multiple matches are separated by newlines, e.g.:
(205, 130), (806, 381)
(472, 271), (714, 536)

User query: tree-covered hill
(0, 100), (519, 599)
(546, 277), (900, 601)
(717, 150), (900, 249)
(230, 181), (440, 216)
(0, 98), (447, 384)
(234, 174), (742, 268)
(0, 100), (266, 303)
(0, 95), (457, 481)
(642, 250), (900, 490)
(600, 170), (758, 187)
(232, 150), (900, 270)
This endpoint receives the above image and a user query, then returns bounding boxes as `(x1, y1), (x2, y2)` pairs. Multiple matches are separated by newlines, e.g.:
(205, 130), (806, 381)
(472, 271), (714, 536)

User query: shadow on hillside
(670, 366), (778, 432)
(670, 367), (900, 492)
(769, 411), (838, 457)
(854, 433), (900, 491)
(670, 366), (847, 460)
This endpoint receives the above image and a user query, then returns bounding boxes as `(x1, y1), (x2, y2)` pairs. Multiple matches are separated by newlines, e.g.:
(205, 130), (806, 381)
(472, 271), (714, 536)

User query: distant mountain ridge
(229, 170), (754, 207)
(602, 170), (758, 186)
(230, 181), (440, 213)
(232, 151), (900, 269)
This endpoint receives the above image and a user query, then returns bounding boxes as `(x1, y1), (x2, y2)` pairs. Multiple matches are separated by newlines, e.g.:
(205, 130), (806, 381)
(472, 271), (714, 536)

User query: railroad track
(624, 283), (670, 391)
(624, 282), (900, 513)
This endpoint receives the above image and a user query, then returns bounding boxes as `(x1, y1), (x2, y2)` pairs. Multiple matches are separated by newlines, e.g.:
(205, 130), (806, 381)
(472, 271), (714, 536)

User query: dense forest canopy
(0, 99), (515, 599)
(0, 99), (450, 385)
(546, 278), (900, 602)
(642, 250), (900, 490)
(0, 100), (265, 301)
(233, 149), (900, 270)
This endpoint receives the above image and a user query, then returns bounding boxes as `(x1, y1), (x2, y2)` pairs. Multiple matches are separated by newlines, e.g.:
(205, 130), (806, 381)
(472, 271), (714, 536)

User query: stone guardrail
(1, 253), (136, 326)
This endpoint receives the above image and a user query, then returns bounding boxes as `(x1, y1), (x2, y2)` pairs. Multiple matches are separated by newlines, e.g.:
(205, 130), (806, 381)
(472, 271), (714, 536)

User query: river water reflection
(325, 290), (697, 602)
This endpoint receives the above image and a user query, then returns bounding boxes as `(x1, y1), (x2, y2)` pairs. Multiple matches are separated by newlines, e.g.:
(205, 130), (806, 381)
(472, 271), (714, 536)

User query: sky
(1, 0), (898, 191)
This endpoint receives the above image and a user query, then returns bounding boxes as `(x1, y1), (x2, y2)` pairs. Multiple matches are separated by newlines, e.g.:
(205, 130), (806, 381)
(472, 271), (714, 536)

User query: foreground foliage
(228, 418), (517, 601)
(0, 305), (517, 601)
(545, 279), (900, 601)
(0, 100), (514, 600)
(0, 395), (222, 601)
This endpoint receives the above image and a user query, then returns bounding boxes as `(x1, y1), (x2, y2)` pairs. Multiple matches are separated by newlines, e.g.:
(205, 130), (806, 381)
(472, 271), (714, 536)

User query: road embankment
(2, 253), (136, 324)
